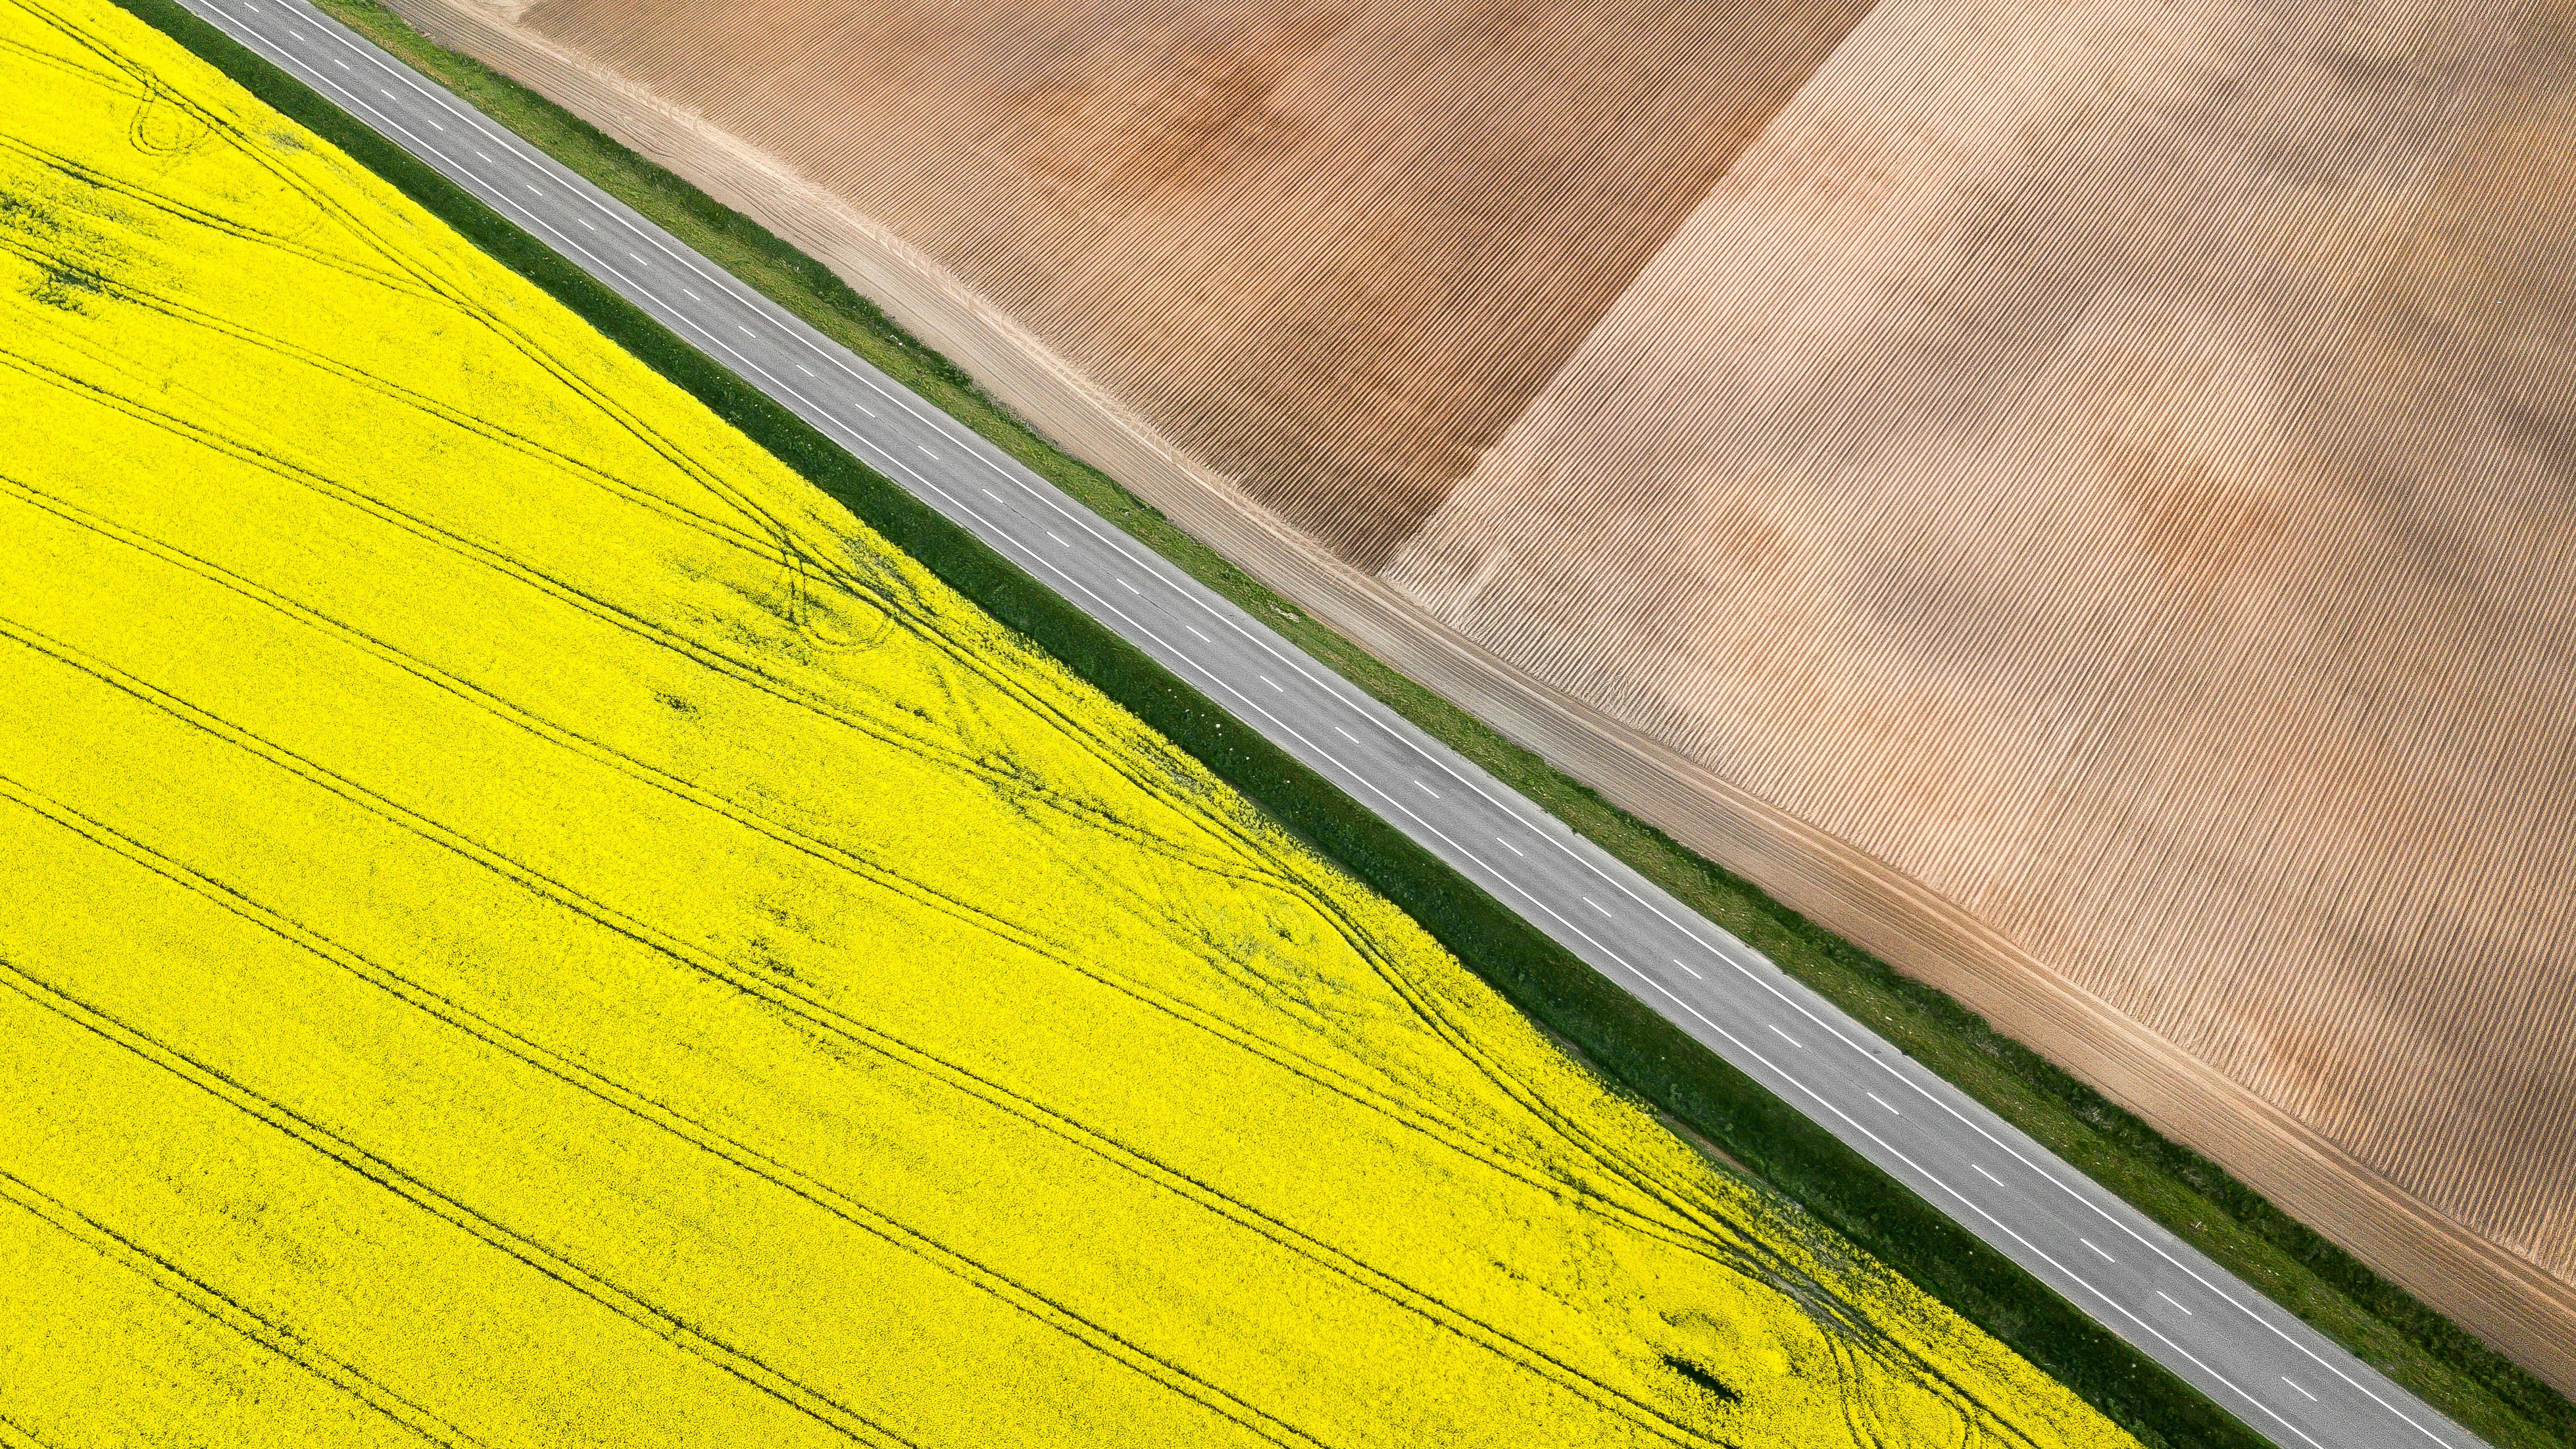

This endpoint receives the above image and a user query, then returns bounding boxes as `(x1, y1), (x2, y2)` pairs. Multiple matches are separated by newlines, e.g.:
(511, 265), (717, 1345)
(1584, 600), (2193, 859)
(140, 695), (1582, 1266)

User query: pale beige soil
(1385, 0), (2576, 1381)
(389, 0), (2576, 1390)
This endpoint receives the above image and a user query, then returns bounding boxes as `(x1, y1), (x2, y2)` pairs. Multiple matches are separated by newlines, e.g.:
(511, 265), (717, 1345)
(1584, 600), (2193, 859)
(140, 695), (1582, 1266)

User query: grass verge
(121, 0), (2573, 1444)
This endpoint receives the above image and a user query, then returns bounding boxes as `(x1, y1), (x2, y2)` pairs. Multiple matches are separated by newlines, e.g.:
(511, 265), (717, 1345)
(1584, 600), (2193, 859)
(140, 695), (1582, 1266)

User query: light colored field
(1382, 0), (2576, 1345)
(0, 2), (2135, 1444)
(383, 0), (2576, 1383)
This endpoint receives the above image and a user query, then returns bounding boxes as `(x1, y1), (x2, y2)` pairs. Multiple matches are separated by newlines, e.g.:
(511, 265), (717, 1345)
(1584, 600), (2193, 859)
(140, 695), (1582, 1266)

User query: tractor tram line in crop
(92, 1), (2481, 1444)
(5, 4), (2152, 1442)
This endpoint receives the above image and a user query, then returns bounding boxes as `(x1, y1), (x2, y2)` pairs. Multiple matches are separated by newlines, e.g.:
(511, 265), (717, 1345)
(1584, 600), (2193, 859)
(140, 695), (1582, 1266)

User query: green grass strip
(114, 0), (2574, 1444)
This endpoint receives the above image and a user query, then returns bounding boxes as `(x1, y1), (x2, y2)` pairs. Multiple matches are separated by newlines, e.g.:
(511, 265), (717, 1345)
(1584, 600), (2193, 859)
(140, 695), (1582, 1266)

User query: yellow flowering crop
(0, 2), (2139, 1444)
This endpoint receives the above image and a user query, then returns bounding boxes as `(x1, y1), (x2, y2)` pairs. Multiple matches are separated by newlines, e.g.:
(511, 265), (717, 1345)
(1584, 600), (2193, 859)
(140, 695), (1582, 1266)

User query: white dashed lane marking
(212, 11), (2464, 1438)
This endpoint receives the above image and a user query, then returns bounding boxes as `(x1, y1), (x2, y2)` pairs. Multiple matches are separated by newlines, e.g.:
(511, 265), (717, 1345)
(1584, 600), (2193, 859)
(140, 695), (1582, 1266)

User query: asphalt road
(167, 2), (2489, 1444)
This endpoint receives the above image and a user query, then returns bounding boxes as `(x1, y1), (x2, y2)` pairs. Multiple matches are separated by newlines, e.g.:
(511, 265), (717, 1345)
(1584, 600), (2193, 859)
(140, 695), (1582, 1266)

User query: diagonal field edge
(61, 3), (2349, 1449)
(88, 0), (2477, 1444)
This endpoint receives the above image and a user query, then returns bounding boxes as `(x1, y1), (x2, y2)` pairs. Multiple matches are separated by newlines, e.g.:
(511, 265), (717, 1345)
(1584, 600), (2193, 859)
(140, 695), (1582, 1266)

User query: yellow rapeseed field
(0, 2), (2139, 1444)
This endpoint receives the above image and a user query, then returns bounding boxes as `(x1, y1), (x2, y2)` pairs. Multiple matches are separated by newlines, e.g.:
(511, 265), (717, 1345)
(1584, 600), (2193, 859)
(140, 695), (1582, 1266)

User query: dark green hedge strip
(153, 1), (2576, 1440)
(219, 0), (2576, 1431)
(120, 1), (2267, 1442)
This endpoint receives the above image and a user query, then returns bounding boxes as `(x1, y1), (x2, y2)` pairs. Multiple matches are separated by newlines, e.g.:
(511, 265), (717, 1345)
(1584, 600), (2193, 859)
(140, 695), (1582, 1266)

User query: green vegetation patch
(112, 0), (2576, 1444)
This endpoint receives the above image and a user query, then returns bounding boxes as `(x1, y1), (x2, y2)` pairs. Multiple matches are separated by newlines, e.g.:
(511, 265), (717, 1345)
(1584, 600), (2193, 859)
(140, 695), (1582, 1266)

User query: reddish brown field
(509, 0), (1873, 566)
(390, 0), (2575, 1389)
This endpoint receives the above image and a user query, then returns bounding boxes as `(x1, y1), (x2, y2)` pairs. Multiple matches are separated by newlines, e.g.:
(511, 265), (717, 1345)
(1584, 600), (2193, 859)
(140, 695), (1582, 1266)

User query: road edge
(107, 0), (2391, 1442)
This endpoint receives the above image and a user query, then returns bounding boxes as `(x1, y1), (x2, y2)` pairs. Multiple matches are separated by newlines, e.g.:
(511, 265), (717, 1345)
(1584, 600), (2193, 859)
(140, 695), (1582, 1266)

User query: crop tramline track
(160, 1), (2484, 1444)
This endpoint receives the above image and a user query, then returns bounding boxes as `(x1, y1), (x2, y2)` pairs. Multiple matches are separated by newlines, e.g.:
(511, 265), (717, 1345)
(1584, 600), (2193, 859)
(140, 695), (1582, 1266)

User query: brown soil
(507, 0), (1874, 568)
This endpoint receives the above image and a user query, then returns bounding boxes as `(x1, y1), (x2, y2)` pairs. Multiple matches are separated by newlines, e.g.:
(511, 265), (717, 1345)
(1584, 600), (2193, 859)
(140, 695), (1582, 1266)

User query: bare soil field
(1386, 0), (2576, 1379)
(382, 0), (2575, 1394)
(503, 0), (1874, 568)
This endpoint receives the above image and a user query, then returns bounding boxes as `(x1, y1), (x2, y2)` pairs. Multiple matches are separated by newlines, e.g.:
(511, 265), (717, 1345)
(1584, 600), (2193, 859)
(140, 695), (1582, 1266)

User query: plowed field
(504, 0), (1873, 567)
(0, 2), (2135, 1444)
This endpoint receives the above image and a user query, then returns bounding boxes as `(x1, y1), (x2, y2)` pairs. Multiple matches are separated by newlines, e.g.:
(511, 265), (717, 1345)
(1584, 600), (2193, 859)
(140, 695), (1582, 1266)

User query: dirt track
(388, 0), (2576, 1391)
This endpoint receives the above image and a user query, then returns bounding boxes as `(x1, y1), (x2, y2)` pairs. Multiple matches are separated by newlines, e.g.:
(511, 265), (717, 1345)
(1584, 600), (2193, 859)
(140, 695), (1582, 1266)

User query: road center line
(224, 18), (2448, 1441)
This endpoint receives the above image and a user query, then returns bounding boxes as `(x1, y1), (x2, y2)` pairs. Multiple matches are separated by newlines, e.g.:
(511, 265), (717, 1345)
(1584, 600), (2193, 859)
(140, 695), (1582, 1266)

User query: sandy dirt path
(382, 0), (2576, 1393)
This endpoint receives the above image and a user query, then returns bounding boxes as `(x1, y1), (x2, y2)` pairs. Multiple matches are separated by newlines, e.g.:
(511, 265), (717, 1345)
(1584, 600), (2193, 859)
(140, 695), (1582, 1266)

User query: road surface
(164, 1), (2489, 1443)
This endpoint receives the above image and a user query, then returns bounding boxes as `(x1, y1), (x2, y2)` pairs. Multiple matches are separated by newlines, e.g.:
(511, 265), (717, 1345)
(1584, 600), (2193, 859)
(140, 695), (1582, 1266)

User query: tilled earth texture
(0, 2), (2137, 1445)
(507, 0), (1875, 568)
